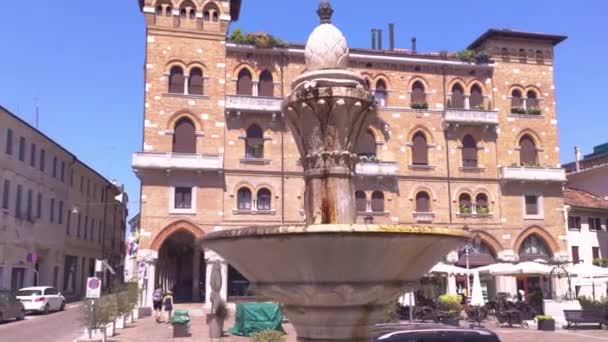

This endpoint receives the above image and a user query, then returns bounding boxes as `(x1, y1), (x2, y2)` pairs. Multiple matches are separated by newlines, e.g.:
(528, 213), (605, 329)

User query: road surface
(0, 303), (83, 342)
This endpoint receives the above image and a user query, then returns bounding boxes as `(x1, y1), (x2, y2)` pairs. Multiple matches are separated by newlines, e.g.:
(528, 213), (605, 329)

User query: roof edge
(468, 29), (567, 50)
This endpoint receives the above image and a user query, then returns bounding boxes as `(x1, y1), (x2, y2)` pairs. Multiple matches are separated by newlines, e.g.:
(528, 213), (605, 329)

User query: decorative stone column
(204, 250), (227, 310)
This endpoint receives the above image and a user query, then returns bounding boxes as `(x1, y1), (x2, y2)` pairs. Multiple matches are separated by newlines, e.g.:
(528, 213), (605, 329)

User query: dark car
(0, 289), (26, 322)
(374, 323), (501, 342)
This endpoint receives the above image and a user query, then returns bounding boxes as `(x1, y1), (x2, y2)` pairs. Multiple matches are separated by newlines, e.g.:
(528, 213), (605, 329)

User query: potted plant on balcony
(535, 315), (555, 331)
(526, 107), (542, 115)
(459, 205), (472, 215)
(511, 107), (526, 114)
(437, 294), (462, 326)
(476, 206), (489, 215)
(411, 102), (429, 110)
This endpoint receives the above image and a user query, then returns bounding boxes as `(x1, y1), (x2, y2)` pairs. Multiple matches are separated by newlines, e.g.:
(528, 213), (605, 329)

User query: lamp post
(461, 226), (480, 304)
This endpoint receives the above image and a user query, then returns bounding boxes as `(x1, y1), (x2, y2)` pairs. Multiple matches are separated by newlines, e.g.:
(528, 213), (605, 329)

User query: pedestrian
(163, 290), (174, 324)
(152, 286), (163, 323)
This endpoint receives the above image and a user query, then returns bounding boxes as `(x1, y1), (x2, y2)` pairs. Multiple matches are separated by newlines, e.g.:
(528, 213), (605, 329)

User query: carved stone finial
(317, 1), (334, 24)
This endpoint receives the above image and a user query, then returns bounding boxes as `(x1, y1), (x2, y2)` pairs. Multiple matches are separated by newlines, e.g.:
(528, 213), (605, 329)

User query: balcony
(444, 108), (499, 125)
(413, 212), (435, 223)
(500, 166), (566, 182)
(132, 152), (223, 172)
(355, 161), (398, 177)
(225, 95), (283, 113)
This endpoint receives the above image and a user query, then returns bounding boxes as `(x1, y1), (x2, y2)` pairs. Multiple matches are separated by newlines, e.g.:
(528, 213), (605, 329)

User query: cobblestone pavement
(106, 304), (608, 342)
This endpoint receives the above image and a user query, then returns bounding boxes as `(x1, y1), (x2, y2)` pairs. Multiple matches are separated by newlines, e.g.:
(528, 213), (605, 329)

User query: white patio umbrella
(567, 263), (608, 300)
(475, 263), (516, 275)
(476, 262), (551, 276)
(430, 262), (470, 275)
(470, 270), (485, 306)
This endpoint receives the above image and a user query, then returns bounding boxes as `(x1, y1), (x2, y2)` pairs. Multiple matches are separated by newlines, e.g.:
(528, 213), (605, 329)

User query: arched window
(155, 5), (163, 15)
(457, 241), (497, 267)
(519, 234), (552, 261)
(237, 69), (253, 96)
(168, 66), (185, 94)
(411, 81), (426, 108)
(526, 90), (539, 111)
(459, 193), (472, 214)
(462, 135), (478, 167)
(536, 50), (544, 64)
(469, 84), (483, 109)
(415, 191), (430, 212)
(212, 11), (219, 22)
(180, 8), (187, 18)
(501, 47), (509, 61)
(476, 193), (489, 214)
(375, 80), (387, 107)
(188, 68), (203, 95)
(203, 10), (210, 21)
(203, 3), (219, 22)
(258, 70), (274, 97)
(371, 191), (384, 213)
(511, 89), (523, 110)
(257, 188), (271, 211)
(172, 117), (196, 153)
(237, 188), (252, 210)
(411, 132), (428, 166)
(364, 79), (371, 90)
(245, 124), (264, 159)
(165, 6), (172, 16)
(189, 9), (196, 19)
(355, 191), (367, 212)
(450, 84), (464, 109)
(519, 134), (537, 166)
(357, 130), (376, 159)
(519, 48), (527, 63)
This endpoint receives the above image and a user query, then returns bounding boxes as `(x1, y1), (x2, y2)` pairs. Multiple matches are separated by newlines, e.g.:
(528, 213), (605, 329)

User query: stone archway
(152, 220), (206, 303)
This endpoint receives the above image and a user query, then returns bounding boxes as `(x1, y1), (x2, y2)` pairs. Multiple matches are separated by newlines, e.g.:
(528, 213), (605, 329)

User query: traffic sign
(86, 277), (102, 298)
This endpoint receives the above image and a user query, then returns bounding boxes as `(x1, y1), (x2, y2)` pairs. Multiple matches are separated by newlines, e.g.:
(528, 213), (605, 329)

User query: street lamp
(461, 226), (481, 303)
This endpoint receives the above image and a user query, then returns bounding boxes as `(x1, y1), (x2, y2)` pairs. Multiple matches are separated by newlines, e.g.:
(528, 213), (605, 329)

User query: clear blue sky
(1, 0), (607, 218)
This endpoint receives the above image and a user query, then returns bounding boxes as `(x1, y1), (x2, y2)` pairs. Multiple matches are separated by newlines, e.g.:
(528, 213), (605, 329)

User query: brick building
(0, 106), (127, 296)
(134, 0), (569, 305)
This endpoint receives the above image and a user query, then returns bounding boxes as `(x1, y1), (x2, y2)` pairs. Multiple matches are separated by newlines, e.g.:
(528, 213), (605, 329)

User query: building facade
(564, 143), (608, 200)
(0, 106), (127, 296)
(134, 0), (569, 305)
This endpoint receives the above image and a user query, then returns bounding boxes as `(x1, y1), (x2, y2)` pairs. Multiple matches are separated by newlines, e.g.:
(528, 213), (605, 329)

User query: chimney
(377, 29), (383, 50)
(411, 37), (417, 54)
(575, 146), (581, 171)
(389, 23), (395, 51)
(371, 29), (377, 50)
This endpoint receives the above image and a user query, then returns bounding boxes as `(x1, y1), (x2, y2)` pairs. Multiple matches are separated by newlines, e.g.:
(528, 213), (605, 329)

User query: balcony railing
(225, 95), (283, 113)
(444, 108), (499, 125)
(413, 212), (435, 223)
(500, 166), (566, 182)
(132, 152), (223, 171)
(355, 161), (398, 177)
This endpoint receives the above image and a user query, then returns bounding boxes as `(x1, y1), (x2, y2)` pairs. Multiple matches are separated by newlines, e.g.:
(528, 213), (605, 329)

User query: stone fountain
(202, 2), (469, 341)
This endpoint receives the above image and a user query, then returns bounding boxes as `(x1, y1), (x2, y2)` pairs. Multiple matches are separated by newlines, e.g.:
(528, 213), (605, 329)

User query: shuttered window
(526, 90), (539, 110)
(469, 85), (483, 109)
(188, 68), (203, 95)
(371, 191), (384, 212)
(450, 84), (464, 109)
(572, 246), (579, 264)
(172, 118), (196, 153)
(357, 130), (376, 158)
(524, 195), (538, 216)
(168, 66), (185, 94)
(355, 191), (367, 212)
(519, 135), (537, 166)
(462, 135), (478, 167)
(411, 81), (426, 105)
(416, 192), (430, 212)
(259, 70), (274, 97)
(237, 69), (253, 96)
(257, 188), (271, 210)
(511, 89), (523, 108)
(412, 132), (428, 165)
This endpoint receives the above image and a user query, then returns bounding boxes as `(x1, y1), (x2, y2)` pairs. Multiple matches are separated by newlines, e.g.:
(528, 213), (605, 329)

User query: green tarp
(228, 302), (285, 337)
(171, 309), (190, 325)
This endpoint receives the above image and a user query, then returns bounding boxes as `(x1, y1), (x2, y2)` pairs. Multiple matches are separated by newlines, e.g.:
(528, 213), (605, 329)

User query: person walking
(152, 286), (163, 323)
(163, 290), (174, 324)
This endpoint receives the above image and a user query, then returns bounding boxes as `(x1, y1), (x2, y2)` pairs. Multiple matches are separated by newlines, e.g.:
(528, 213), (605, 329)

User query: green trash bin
(171, 309), (191, 338)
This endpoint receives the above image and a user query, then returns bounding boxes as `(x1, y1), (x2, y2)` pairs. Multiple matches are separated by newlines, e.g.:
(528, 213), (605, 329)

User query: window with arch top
(501, 47), (509, 61)
(155, 5), (163, 15)
(169, 66), (185, 94)
(203, 3), (219, 22)
(245, 124), (264, 159)
(411, 81), (426, 108)
(411, 132), (428, 166)
(519, 48), (527, 63)
(415, 191), (430, 212)
(165, 6), (172, 16)
(259, 70), (274, 97)
(188, 68), (203, 95)
(511, 89), (523, 109)
(470, 84), (483, 109)
(476, 193), (489, 214)
(257, 188), (271, 211)
(237, 69), (253, 96)
(519, 134), (538, 166)
(526, 90), (539, 110)
(461, 135), (478, 168)
(459, 193), (472, 214)
(357, 130), (377, 159)
(237, 188), (252, 210)
(172, 117), (196, 153)
(519, 234), (552, 261)
(355, 191), (367, 212)
(535, 50), (544, 64)
(450, 84), (464, 109)
(371, 191), (385, 213)
(375, 80), (387, 107)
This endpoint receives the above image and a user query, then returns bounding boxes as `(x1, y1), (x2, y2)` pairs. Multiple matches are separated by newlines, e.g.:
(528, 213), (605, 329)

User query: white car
(16, 286), (66, 314)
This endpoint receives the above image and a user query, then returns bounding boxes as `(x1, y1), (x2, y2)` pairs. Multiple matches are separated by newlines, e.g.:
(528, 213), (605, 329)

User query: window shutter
(188, 68), (203, 95)
(412, 132), (428, 165)
(416, 192), (430, 212)
(371, 191), (384, 212)
(356, 131), (376, 158)
(237, 69), (253, 96)
(519, 135), (537, 166)
(173, 118), (196, 153)
(525, 195), (538, 215)
(258, 71), (274, 97)
(355, 191), (366, 212)
(461, 135), (477, 167)
(411, 81), (426, 105)
(451, 85), (464, 109)
(470, 85), (483, 109)
(169, 67), (185, 94)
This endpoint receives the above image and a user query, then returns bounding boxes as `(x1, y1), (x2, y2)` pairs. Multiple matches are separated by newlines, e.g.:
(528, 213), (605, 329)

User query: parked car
(0, 289), (25, 322)
(374, 323), (501, 342)
(16, 286), (65, 314)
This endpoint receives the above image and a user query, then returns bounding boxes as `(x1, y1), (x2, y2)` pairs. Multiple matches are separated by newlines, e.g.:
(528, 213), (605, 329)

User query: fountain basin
(202, 224), (469, 341)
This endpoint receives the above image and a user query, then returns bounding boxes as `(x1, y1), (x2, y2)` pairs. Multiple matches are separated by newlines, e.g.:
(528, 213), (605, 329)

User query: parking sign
(86, 277), (101, 298)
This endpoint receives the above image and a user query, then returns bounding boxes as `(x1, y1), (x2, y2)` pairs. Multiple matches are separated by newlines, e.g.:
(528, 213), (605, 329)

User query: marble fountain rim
(201, 224), (471, 244)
